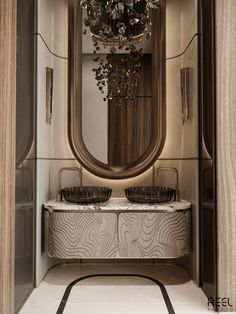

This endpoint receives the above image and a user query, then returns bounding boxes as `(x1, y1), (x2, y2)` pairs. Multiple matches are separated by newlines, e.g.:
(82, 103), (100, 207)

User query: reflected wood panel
(108, 100), (128, 166)
(108, 97), (152, 166)
(108, 54), (152, 167)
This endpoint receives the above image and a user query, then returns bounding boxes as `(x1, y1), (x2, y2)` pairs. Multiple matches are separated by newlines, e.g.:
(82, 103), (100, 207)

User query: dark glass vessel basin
(60, 186), (112, 204)
(125, 186), (176, 204)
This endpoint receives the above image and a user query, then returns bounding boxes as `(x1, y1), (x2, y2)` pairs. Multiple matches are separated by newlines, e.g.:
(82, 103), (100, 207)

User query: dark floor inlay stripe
(56, 274), (175, 314)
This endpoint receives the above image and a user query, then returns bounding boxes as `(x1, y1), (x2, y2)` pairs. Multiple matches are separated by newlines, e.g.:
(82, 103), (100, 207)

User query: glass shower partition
(15, 0), (36, 312)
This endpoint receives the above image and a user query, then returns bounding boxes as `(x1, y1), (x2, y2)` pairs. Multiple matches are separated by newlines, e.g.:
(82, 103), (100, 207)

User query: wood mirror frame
(68, 0), (166, 179)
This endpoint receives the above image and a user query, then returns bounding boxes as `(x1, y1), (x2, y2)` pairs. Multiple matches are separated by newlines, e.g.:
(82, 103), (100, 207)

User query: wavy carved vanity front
(43, 198), (191, 259)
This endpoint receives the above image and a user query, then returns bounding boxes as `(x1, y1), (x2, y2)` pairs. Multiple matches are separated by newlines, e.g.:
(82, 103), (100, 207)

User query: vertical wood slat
(108, 55), (152, 167)
(216, 0), (236, 311)
(0, 0), (16, 313)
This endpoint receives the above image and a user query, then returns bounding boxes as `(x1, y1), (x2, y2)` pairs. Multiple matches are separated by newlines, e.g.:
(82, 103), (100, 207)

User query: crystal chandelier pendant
(80, 0), (161, 105)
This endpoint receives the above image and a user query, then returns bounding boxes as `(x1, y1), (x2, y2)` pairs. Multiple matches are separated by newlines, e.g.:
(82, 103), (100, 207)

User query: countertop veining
(44, 197), (191, 213)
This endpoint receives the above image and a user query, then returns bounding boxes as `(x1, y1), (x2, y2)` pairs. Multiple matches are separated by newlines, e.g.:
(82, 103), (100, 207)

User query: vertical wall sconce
(180, 67), (191, 125)
(46, 67), (53, 125)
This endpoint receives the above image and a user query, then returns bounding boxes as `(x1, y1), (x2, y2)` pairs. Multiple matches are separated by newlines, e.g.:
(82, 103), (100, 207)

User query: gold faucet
(57, 166), (82, 201)
(154, 167), (180, 201)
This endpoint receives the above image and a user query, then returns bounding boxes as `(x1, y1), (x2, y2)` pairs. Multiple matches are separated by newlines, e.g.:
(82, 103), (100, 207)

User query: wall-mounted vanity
(44, 198), (191, 259)
(44, 164), (191, 260)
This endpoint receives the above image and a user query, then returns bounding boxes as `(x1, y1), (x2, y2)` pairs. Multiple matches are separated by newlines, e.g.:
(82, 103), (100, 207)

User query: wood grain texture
(47, 210), (190, 259)
(0, 0), (16, 313)
(108, 54), (152, 167)
(118, 212), (190, 258)
(108, 98), (152, 166)
(48, 213), (118, 258)
(216, 0), (236, 311)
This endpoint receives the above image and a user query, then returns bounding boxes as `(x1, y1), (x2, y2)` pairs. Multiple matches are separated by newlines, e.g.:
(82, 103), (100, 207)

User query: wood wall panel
(216, 0), (236, 311)
(108, 98), (152, 167)
(0, 0), (16, 313)
(108, 54), (152, 167)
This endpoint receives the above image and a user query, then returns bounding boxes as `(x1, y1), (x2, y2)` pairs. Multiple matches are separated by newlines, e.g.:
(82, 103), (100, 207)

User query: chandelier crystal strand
(80, 0), (161, 105)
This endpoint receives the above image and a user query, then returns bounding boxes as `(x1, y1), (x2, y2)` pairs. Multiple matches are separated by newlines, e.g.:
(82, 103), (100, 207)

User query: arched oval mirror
(68, 0), (166, 179)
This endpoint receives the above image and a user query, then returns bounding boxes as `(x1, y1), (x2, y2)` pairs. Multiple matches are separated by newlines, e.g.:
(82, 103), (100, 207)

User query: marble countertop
(44, 198), (191, 213)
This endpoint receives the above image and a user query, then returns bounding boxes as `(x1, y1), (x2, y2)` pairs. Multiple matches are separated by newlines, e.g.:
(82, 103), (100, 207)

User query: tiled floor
(19, 263), (215, 314)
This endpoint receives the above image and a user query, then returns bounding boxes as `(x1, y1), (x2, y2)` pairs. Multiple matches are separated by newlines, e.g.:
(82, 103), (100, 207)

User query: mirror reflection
(81, 14), (153, 166)
(68, 1), (166, 179)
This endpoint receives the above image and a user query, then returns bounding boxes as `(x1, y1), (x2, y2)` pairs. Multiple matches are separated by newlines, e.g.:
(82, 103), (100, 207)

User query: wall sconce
(180, 67), (191, 125)
(46, 67), (53, 125)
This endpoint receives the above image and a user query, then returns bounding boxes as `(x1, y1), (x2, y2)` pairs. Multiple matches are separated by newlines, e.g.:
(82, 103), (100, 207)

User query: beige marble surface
(19, 263), (213, 314)
(44, 197), (191, 213)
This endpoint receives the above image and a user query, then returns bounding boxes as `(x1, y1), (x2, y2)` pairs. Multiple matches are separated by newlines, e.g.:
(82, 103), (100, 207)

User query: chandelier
(80, 0), (161, 105)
